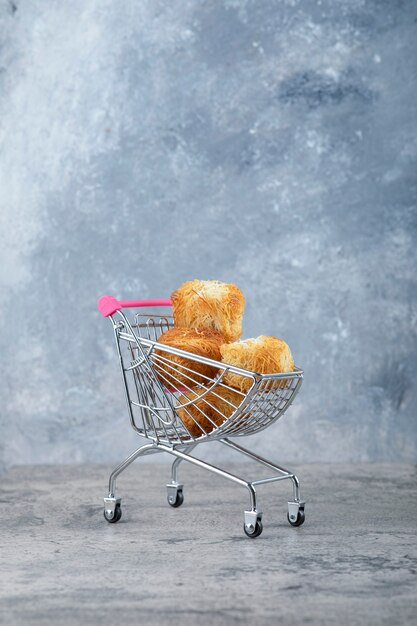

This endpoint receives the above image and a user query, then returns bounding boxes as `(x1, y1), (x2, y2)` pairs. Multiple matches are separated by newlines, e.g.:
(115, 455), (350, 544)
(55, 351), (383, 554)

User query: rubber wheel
(167, 490), (184, 508)
(243, 520), (263, 538)
(104, 504), (122, 523)
(287, 509), (305, 527)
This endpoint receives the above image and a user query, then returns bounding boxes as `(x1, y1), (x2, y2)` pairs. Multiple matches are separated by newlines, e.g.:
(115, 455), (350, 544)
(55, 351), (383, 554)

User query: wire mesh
(114, 312), (302, 445)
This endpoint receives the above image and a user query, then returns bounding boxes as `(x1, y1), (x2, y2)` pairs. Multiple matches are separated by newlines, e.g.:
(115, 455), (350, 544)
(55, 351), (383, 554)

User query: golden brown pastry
(171, 279), (245, 342)
(220, 335), (295, 393)
(152, 327), (225, 388)
(176, 384), (243, 437)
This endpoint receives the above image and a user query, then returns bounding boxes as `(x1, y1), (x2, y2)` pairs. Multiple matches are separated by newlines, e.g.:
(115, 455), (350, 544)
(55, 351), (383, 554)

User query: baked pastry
(220, 335), (295, 393)
(171, 279), (245, 342)
(176, 384), (243, 437)
(153, 327), (225, 388)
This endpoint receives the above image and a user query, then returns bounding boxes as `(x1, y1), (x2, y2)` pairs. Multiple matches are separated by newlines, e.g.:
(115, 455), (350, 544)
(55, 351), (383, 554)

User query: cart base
(103, 437), (306, 538)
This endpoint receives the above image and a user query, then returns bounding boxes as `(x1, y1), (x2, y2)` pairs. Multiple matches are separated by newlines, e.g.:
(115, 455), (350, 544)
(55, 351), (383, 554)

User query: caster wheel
(243, 520), (263, 538)
(167, 490), (184, 508)
(104, 504), (122, 523)
(287, 509), (305, 527)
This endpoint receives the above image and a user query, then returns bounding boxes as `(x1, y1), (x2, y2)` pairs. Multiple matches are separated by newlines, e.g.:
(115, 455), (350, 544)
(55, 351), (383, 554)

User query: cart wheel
(243, 520), (263, 538)
(104, 504), (122, 523)
(287, 509), (305, 527)
(167, 489), (184, 508)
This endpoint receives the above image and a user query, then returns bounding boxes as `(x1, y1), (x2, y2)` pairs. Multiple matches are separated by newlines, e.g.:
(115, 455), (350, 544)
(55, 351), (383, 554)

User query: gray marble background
(1, 0), (416, 471)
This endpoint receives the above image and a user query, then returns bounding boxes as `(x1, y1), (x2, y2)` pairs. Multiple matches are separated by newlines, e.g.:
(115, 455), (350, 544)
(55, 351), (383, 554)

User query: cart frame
(98, 295), (305, 537)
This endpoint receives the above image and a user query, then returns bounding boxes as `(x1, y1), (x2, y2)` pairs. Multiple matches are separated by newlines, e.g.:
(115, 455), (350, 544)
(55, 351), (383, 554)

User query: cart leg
(158, 444), (263, 537)
(170, 444), (197, 484)
(103, 442), (158, 523)
(166, 443), (197, 508)
(220, 438), (306, 527)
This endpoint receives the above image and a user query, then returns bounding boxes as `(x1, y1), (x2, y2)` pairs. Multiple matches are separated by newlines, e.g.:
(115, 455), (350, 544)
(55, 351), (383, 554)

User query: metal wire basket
(98, 295), (305, 538)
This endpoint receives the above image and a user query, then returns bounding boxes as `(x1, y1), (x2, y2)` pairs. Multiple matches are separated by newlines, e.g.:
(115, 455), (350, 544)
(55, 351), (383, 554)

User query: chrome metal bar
(151, 350), (221, 386)
(121, 330), (303, 384)
(117, 312), (177, 422)
(108, 443), (159, 497)
(157, 444), (258, 511)
(133, 335), (263, 381)
(221, 438), (301, 501)
(170, 443), (197, 484)
(148, 362), (220, 437)
(112, 322), (144, 436)
(151, 352), (218, 396)
(251, 475), (298, 487)
(128, 342), (151, 439)
(110, 310), (302, 445)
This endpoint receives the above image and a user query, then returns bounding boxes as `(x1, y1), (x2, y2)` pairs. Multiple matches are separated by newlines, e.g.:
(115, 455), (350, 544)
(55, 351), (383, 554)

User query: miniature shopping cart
(98, 295), (305, 538)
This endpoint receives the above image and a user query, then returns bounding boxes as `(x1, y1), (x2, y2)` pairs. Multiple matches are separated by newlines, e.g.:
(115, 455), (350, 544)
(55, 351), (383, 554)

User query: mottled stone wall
(1, 0), (416, 471)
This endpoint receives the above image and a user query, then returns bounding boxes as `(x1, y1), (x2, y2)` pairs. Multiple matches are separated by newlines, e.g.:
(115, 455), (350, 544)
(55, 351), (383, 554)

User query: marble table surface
(1, 462), (416, 625)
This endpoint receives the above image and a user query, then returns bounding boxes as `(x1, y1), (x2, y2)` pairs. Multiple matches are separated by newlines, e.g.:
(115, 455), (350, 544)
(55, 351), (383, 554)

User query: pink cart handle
(98, 295), (172, 317)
